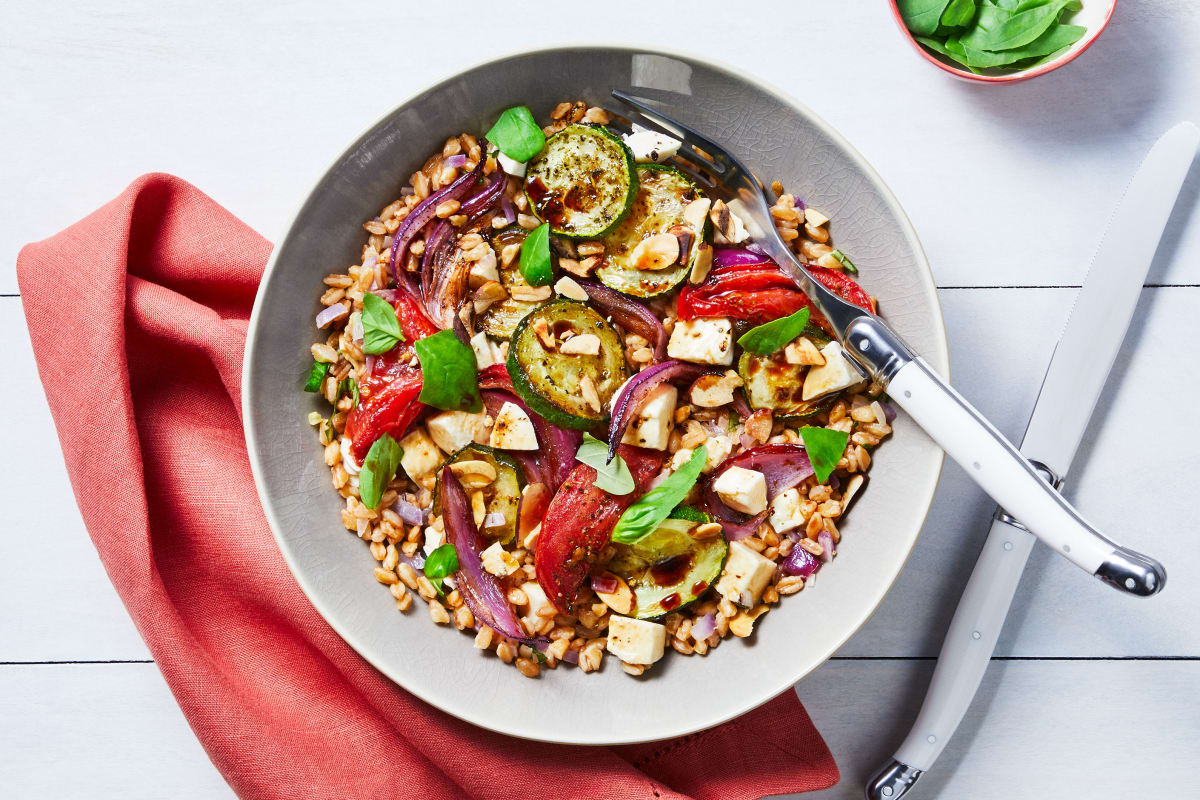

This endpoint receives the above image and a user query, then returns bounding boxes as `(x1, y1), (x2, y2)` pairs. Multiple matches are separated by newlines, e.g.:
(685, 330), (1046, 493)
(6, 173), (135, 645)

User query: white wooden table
(3, 2), (1198, 797)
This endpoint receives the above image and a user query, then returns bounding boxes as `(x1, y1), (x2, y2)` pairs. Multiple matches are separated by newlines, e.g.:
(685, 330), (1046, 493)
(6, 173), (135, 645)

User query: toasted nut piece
(554, 275), (589, 301)
(449, 459), (498, 489)
(709, 199), (749, 244)
(630, 232), (681, 271)
(532, 317), (556, 349)
(691, 522), (724, 541)
(473, 280), (508, 314)
(510, 284), (553, 303)
(559, 333), (602, 356)
(841, 474), (866, 513)
(577, 241), (605, 256)
(594, 571), (635, 615)
(690, 370), (743, 408)
(470, 489), (487, 527)
(729, 605), (769, 638)
(580, 375), (601, 413)
(689, 243), (713, 284)
(500, 242), (521, 267)
(682, 197), (712, 230)
(784, 336), (825, 366)
(803, 207), (830, 227)
(743, 409), (773, 444)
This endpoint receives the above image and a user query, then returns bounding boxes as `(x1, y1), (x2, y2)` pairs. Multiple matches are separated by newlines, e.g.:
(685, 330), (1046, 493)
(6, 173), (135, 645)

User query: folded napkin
(17, 174), (839, 800)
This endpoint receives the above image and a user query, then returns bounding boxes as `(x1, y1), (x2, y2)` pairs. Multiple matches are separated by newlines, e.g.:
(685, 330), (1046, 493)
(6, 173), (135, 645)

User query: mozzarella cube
(422, 523), (446, 557)
(623, 124), (681, 163)
(470, 331), (497, 370)
(667, 317), (733, 365)
(519, 581), (554, 635)
(398, 427), (444, 481)
(480, 541), (520, 578)
(606, 616), (667, 665)
(617, 381), (677, 450)
(802, 340), (866, 401)
(716, 541), (777, 607)
(426, 410), (490, 455)
(488, 401), (539, 451)
(712, 466), (767, 515)
(768, 487), (806, 534)
(496, 151), (527, 177)
(703, 434), (734, 473)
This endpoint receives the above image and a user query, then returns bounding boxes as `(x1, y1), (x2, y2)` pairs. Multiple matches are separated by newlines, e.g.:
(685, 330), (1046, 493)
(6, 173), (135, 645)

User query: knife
(866, 121), (1200, 800)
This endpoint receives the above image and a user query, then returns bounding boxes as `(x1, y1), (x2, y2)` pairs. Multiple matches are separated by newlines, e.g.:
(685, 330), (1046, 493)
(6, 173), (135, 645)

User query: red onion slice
(393, 496), (427, 526)
(460, 169), (506, 221)
(388, 156), (485, 279)
(479, 366), (580, 491)
(576, 279), (668, 362)
(702, 444), (814, 540)
(439, 465), (529, 641)
(781, 544), (820, 578)
(692, 612), (716, 640)
(817, 530), (835, 563)
(444, 154), (467, 169)
(712, 246), (773, 269)
(499, 195), (517, 225)
(315, 303), (348, 328)
(590, 574), (619, 594)
(606, 360), (705, 463)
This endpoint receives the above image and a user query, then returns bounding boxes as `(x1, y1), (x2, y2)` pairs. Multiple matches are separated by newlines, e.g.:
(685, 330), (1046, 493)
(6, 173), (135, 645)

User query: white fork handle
(887, 358), (1164, 595)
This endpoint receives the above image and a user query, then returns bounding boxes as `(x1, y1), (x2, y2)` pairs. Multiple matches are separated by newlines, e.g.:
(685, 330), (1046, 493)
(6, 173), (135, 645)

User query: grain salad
(304, 101), (893, 678)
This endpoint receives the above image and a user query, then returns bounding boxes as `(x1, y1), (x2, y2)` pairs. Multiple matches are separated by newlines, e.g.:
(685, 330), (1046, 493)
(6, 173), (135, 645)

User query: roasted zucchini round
(738, 327), (835, 420)
(433, 443), (524, 544)
(524, 124), (637, 239)
(609, 518), (728, 620)
(479, 226), (540, 340)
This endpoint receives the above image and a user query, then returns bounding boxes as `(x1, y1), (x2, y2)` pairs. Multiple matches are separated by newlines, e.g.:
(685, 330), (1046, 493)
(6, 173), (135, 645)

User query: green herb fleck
(423, 543), (460, 596)
(736, 308), (811, 356)
(336, 375), (360, 409)
(531, 648), (548, 665)
(830, 249), (858, 275)
(575, 433), (634, 495)
(359, 434), (403, 510)
(415, 330), (482, 413)
(800, 426), (849, 484)
(485, 106), (546, 163)
(304, 360), (329, 392)
(728, 411), (741, 432)
(519, 223), (554, 287)
(362, 292), (404, 355)
(612, 446), (707, 545)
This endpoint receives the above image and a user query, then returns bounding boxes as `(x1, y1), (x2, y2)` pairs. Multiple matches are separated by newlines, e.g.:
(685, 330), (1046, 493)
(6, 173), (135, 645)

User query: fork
(610, 89), (1164, 596)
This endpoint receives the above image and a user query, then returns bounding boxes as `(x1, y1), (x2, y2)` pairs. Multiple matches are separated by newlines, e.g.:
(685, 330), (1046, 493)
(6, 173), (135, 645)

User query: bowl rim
(886, 0), (1117, 84)
(243, 43), (949, 745)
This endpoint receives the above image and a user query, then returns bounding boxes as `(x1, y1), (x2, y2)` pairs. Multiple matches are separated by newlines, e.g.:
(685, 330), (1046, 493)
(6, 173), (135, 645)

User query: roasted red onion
(444, 154), (467, 169)
(781, 545), (820, 578)
(692, 612), (716, 640)
(712, 246), (772, 269)
(590, 574), (618, 595)
(576, 279), (668, 362)
(440, 465), (529, 641)
(703, 444), (815, 540)
(420, 222), (473, 330)
(394, 496), (427, 526)
(499, 194), (517, 225)
(606, 360), (705, 463)
(315, 303), (348, 328)
(461, 169), (506, 221)
(388, 156), (485, 278)
(817, 530), (835, 563)
(478, 369), (580, 491)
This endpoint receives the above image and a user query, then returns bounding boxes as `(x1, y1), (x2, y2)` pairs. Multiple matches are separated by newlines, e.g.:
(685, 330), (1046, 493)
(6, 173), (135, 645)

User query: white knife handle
(885, 357), (1166, 596)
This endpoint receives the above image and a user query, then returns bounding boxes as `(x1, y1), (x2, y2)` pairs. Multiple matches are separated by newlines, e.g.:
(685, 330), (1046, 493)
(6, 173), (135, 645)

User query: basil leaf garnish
(736, 307), (811, 355)
(304, 360), (328, 392)
(800, 426), (849, 484)
(359, 434), (403, 510)
(575, 433), (634, 495)
(612, 446), (707, 545)
(424, 543), (460, 596)
(415, 330), (482, 413)
(518, 223), (553, 287)
(362, 292), (404, 355)
(485, 106), (546, 163)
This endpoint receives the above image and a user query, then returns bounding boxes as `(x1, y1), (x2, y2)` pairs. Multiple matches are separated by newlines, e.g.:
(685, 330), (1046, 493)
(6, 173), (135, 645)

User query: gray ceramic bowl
(244, 45), (948, 745)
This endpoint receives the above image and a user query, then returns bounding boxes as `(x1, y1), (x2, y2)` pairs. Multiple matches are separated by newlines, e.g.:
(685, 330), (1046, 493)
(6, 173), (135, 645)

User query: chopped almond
(630, 232), (681, 271)
(510, 284), (553, 303)
(784, 336), (825, 366)
(579, 374), (601, 413)
(559, 333), (601, 356)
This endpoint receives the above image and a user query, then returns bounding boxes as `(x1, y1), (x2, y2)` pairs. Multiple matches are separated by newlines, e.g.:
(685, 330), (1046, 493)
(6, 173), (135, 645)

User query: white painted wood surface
(2, 1), (1198, 798)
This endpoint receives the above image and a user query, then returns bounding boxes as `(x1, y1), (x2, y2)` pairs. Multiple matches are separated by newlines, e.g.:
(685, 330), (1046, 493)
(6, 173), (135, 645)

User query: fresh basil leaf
(415, 330), (482, 413)
(612, 446), (707, 545)
(958, 23), (1085, 67)
(359, 434), (403, 510)
(898, 0), (955, 35)
(831, 249), (858, 275)
(304, 360), (328, 392)
(575, 433), (634, 495)
(959, 0), (1075, 52)
(362, 292), (404, 355)
(423, 543), (459, 596)
(940, 0), (976, 27)
(736, 307), (811, 356)
(485, 106), (546, 163)
(518, 223), (553, 287)
(800, 426), (849, 484)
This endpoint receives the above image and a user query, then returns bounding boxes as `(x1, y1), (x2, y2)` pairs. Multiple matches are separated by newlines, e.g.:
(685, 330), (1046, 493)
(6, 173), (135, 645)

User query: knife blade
(867, 121), (1200, 800)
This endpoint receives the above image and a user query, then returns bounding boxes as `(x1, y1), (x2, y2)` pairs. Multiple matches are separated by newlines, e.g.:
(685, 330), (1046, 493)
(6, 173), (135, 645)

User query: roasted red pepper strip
(344, 287), (439, 461)
(678, 262), (874, 330)
(535, 446), (665, 613)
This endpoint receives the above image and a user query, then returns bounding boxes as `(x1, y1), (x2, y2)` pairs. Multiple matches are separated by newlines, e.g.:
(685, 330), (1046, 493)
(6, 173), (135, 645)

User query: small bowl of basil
(889, 0), (1116, 83)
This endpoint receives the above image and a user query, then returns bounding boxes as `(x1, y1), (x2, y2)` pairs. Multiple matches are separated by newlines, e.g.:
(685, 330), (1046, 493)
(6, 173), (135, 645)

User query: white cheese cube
(716, 541), (777, 607)
(667, 317), (733, 365)
(470, 331), (497, 370)
(488, 401), (539, 451)
(422, 523), (446, 557)
(617, 381), (677, 451)
(519, 581), (553, 635)
(703, 434), (734, 474)
(496, 151), (527, 177)
(480, 541), (520, 578)
(768, 487), (806, 534)
(606, 615), (667, 665)
(622, 124), (681, 163)
(712, 465), (767, 515)
(802, 340), (866, 401)
(426, 410), (490, 455)
(398, 427), (444, 481)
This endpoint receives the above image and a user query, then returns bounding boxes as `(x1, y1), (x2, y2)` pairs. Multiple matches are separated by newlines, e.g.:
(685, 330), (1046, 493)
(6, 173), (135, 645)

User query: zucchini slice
(596, 165), (706, 298)
(480, 226), (539, 340)
(738, 327), (835, 420)
(524, 124), (637, 239)
(506, 299), (628, 430)
(609, 518), (728, 620)
(433, 443), (524, 544)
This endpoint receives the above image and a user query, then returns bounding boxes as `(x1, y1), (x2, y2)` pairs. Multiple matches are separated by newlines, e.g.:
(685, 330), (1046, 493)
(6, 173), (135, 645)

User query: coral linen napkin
(16, 174), (838, 800)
